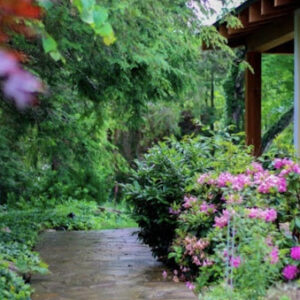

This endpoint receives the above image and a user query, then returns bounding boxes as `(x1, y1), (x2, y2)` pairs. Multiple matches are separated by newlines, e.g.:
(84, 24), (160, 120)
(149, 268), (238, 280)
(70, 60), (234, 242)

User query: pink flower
(169, 207), (181, 215)
(0, 50), (18, 76)
(217, 172), (234, 188)
(162, 270), (168, 279)
(225, 194), (243, 204)
(173, 275), (179, 283)
(257, 175), (287, 193)
(0, 50), (43, 109)
(274, 158), (285, 169)
(246, 162), (264, 175)
(247, 208), (277, 222)
(202, 259), (213, 267)
(291, 246), (300, 260)
(265, 236), (273, 247)
(264, 209), (277, 222)
(282, 265), (299, 280)
(192, 256), (201, 266)
(274, 158), (300, 176)
(230, 256), (241, 268)
(185, 281), (195, 290)
(231, 174), (252, 191)
(200, 201), (216, 214)
(197, 173), (210, 184)
(214, 209), (231, 228)
(270, 247), (279, 264)
(183, 195), (197, 209)
(3, 70), (42, 108)
(248, 208), (261, 219)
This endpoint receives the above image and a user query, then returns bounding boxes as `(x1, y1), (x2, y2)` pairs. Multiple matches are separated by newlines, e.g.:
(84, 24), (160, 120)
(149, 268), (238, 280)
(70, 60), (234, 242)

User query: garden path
(31, 228), (197, 300)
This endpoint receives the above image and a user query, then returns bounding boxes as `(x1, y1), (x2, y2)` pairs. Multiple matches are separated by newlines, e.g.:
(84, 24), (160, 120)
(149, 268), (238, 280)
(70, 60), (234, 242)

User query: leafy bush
(124, 133), (253, 260)
(168, 156), (300, 299)
(126, 133), (300, 298)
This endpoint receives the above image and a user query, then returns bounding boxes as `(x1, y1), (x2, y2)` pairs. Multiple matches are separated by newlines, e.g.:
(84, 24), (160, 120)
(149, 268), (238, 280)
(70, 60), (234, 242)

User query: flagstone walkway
(31, 229), (197, 300)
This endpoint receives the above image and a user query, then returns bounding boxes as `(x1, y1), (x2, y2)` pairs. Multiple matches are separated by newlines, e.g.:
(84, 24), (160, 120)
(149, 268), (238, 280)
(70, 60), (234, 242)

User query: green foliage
(0, 0), (212, 207)
(124, 132), (252, 259)
(262, 54), (294, 134)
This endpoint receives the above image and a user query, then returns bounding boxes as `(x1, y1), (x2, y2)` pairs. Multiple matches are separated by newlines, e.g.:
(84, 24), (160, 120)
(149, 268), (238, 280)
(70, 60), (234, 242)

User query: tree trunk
(261, 106), (294, 153)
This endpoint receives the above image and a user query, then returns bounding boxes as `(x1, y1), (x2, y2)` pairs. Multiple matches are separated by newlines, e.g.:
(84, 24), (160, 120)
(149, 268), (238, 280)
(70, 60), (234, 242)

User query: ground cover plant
(0, 200), (136, 299)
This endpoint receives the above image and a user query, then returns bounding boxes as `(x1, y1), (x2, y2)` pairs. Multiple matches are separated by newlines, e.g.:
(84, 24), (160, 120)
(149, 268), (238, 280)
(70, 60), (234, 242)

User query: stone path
(32, 229), (197, 300)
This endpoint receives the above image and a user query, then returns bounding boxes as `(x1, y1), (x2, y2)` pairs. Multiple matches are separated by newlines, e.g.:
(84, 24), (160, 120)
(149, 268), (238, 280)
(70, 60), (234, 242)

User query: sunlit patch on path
(32, 229), (197, 300)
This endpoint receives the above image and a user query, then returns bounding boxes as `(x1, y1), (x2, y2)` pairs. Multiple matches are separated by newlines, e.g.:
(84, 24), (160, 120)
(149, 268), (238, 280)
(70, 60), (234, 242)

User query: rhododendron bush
(124, 134), (254, 260)
(126, 133), (300, 298)
(168, 157), (300, 297)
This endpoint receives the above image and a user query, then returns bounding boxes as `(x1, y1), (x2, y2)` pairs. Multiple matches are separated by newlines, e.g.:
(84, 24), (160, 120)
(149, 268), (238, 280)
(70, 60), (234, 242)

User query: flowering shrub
(168, 156), (300, 298)
(125, 134), (252, 258)
(124, 134), (253, 260)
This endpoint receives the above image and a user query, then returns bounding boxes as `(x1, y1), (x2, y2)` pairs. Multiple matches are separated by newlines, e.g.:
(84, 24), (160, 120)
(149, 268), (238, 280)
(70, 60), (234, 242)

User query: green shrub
(124, 133), (253, 260)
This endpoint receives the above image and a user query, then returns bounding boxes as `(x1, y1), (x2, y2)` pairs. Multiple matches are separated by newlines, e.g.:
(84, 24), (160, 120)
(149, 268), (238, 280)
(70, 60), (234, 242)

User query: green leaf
(37, 0), (53, 10)
(96, 23), (113, 37)
(93, 6), (108, 27)
(295, 217), (300, 229)
(50, 51), (64, 62)
(42, 34), (57, 54)
(77, 0), (96, 24)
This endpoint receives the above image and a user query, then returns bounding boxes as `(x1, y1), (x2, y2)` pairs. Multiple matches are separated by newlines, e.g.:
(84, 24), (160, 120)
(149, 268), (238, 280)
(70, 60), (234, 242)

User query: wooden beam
(262, 0), (296, 16)
(262, 0), (277, 15)
(274, 0), (296, 7)
(265, 40), (294, 53)
(245, 52), (262, 156)
(246, 14), (294, 52)
(249, 0), (292, 23)
(249, 1), (264, 23)
(228, 9), (273, 36)
(219, 24), (229, 38)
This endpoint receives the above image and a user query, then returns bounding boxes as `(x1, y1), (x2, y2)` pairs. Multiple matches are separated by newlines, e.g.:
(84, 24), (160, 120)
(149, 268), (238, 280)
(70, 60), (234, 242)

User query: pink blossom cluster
(0, 50), (42, 108)
(197, 173), (211, 184)
(253, 171), (287, 193)
(200, 201), (216, 214)
(270, 247), (279, 264)
(214, 209), (231, 228)
(274, 158), (300, 176)
(247, 208), (277, 222)
(184, 236), (209, 256)
(183, 236), (210, 267)
(230, 256), (241, 268)
(291, 246), (300, 260)
(196, 158), (298, 195)
(169, 207), (181, 215)
(282, 265), (299, 280)
(185, 281), (195, 290)
(183, 195), (197, 209)
(246, 162), (264, 175)
(223, 194), (243, 205)
(281, 246), (300, 280)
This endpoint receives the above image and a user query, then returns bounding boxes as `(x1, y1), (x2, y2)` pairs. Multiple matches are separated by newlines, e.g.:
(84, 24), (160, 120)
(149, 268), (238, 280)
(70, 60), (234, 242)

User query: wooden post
(245, 52), (262, 156)
(295, 9), (300, 157)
